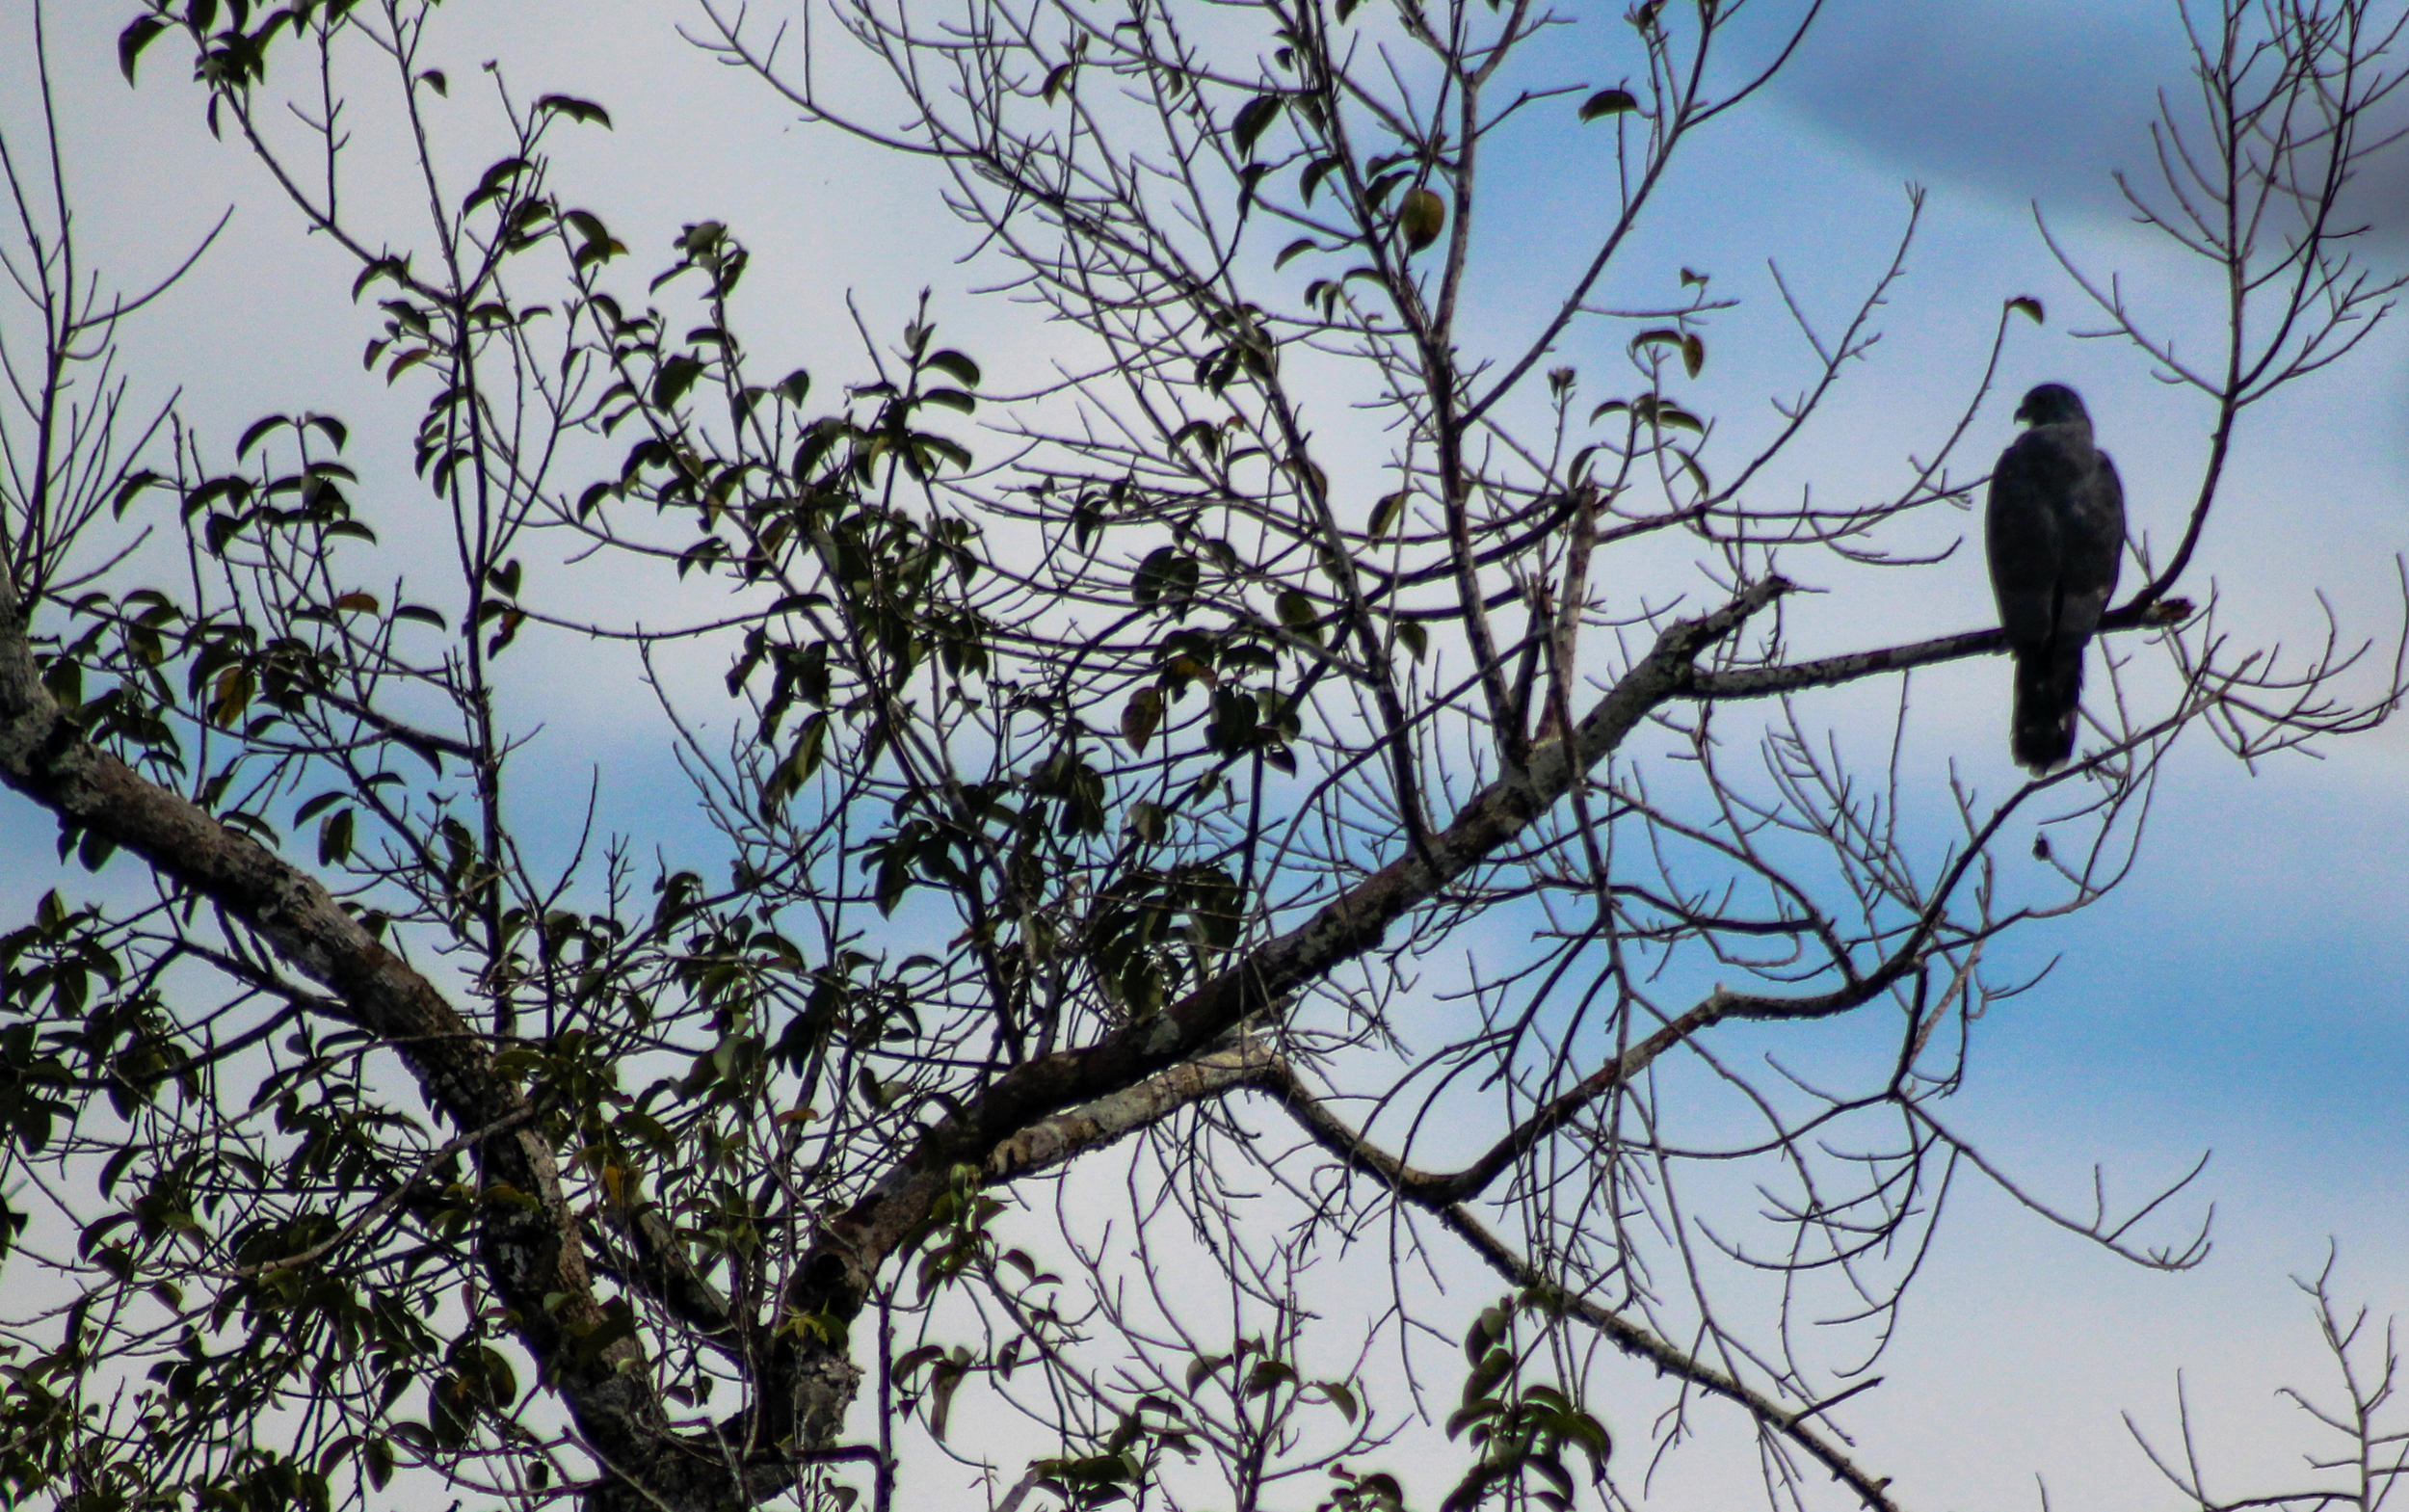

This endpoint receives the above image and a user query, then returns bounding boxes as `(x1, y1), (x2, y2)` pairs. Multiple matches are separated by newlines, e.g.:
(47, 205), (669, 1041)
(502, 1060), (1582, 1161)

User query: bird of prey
(1986, 383), (2125, 772)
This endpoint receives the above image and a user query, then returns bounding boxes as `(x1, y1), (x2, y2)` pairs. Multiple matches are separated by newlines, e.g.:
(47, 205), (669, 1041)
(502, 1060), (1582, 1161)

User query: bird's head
(2014, 383), (2090, 427)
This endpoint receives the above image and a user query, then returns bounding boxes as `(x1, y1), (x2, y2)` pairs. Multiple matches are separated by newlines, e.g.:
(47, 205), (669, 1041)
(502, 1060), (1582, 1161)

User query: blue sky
(3, 1), (2406, 1507)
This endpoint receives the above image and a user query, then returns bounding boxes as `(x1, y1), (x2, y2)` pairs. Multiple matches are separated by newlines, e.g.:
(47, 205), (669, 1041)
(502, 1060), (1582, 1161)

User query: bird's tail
(2010, 645), (2083, 773)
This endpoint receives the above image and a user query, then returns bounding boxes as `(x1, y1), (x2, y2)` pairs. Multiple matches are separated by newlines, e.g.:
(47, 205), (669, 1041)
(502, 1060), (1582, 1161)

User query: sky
(2, 1), (2407, 1509)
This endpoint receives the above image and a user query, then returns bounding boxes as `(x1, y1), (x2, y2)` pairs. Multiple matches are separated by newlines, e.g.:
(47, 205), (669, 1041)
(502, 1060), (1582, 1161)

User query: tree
(0, 0), (2402, 1508)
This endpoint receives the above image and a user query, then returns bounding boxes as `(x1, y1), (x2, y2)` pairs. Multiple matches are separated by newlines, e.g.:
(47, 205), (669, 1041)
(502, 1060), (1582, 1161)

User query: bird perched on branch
(1987, 383), (2125, 772)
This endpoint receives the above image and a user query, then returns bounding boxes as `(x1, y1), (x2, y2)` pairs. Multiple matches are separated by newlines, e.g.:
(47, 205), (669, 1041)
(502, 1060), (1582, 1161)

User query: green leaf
(1122, 685), (1164, 753)
(1561, 1410), (1612, 1469)
(76, 829), (116, 872)
(913, 434), (973, 473)
(1397, 186), (1446, 252)
(1578, 88), (1638, 119)
(535, 93), (613, 128)
(2008, 295), (2046, 324)
(1674, 446), (1709, 495)
(1368, 491), (1407, 539)
(1609, 392), (1705, 434)
(1275, 237), (1317, 270)
(237, 413), (291, 459)
(352, 259), (406, 305)
(462, 156), (534, 216)
(208, 663), (254, 726)
(295, 788), (348, 823)
(787, 713), (829, 791)
(653, 355), (706, 409)
(1130, 546), (1198, 610)
(1237, 161), (1273, 220)
(793, 417), (851, 477)
(1275, 588), (1320, 642)
(1171, 419), (1221, 460)
(119, 17), (168, 83)
(1231, 93), (1284, 156)
(486, 607), (525, 656)
(112, 470), (167, 518)
(1163, 651), (1217, 689)
(1315, 1380), (1359, 1421)
(1243, 1358), (1296, 1396)
(1300, 154), (1342, 205)
(317, 808), (355, 865)
(925, 349), (981, 387)
(362, 1437), (395, 1493)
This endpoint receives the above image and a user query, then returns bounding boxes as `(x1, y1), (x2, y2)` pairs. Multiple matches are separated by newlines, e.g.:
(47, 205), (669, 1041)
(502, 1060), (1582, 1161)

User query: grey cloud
(1760, 0), (2409, 245)
(1764, 0), (2187, 215)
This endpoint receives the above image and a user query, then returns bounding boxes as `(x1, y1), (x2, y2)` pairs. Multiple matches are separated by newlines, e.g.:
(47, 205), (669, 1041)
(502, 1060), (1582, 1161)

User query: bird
(1986, 383), (2125, 773)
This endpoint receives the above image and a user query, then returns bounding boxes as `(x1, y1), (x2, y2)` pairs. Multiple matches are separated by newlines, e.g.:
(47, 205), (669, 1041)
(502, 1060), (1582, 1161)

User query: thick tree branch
(791, 579), (1793, 1324)
(1683, 597), (2193, 702)
(0, 576), (690, 1497)
(985, 1039), (1281, 1182)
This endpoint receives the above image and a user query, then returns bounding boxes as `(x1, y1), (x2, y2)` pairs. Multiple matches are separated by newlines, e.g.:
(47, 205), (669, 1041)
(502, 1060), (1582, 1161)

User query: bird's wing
(2055, 448), (2125, 645)
(1986, 432), (2066, 652)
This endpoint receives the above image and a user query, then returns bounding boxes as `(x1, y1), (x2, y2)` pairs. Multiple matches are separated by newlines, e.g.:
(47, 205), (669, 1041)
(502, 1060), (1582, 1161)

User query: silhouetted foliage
(1, 1), (2403, 1508)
